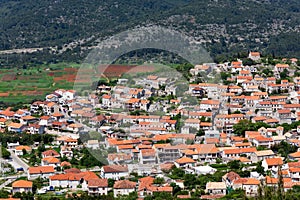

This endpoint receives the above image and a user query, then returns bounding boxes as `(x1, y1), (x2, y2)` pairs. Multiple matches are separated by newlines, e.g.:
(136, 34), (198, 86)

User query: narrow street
(8, 150), (29, 173)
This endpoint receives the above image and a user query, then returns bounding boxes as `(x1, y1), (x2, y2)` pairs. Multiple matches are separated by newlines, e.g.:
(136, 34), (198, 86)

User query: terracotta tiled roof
(148, 186), (173, 192)
(138, 176), (154, 191)
(289, 151), (300, 158)
(224, 147), (256, 155)
(28, 166), (54, 174)
(60, 161), (71, 167)
(205, 138), (219, 144)
(117, 145), (134, 150)
(12, 180), (33, 188)
(289, 167), (300, 173)
(113, 180), (136, 189)
(230, 136), (245, 142)
(275, 63), (289, 68)
(42, 149), (60, 157)
(50, 171), (99, 181)
(254, 136), (273, 142)
(234, 178), (260, 185)
(65, 168), (81, 174)
(175, 157), (196, 164)
(42, 156), (60, 164)
(102, 165), (128, 173)
(223, 171), (240, 182)
(237, 157), (251, 163)
(254, 150), (274, 157)
(250, 52), (260, 56)
(40, 116), (51, 120)
(88, 179), (108, 187)
(141, 149), (156, 157)
(21, 115), (36, 120)
(265, 157), (283, 166)
(15, 145), (31, 151)
(264, 118), (279, 123)
(160, 163), (175, 171)
(102, 94), (111, 99)
(288, 162), (300, 168)
(278, 109), (291, 114)
(8, 122), (23, 129)
(266, 176), (278, 184)
(108, 153), (132, 161)
(185, 118), (200, 123)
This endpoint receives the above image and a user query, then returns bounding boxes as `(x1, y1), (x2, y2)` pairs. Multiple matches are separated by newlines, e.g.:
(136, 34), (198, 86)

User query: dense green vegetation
(232, 120), (270, 137)
(0, 132), (54, 147)
(0, 0), (299, 66)
(271, 141), (298, 159)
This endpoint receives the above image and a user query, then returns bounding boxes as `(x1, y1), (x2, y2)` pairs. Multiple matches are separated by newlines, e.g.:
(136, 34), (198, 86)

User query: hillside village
(1, 52), (300, 199)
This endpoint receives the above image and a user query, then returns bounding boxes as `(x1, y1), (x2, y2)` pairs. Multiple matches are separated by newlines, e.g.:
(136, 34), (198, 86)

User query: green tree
(183, 174), (198, 189)
(233, 120), (269, 136)
(2, 147), (10, 159)
(108, 178), (115, 187)
(153, 177), (165, 185)
(0, 189), (9, 198)
(271, 141), (297, 158)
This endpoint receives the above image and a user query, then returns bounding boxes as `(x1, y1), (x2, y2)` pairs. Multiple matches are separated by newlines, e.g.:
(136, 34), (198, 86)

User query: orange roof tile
(288, 162), (300, 168)
(289, 167), (300, 173)
(102, 165), (128, 173)
(21, 115), (36, 120)
(117, 145), (134, 150)
(28, 166), (54, 174)
(289, 151), (300, 158)
(175, 157), (196, 164)
(266, 176), (278, 184)
(42, 156), (60, 164)
(88, 178), (108, 187)
(141, 149), (156, 157)
(113, 180), (136, 189)
(265, 158), (283, 166)
(8, 122), (23, 129)
(12, 180), (33, 188)
(254, 136), (273, 142)
(15, 145), (31, 151)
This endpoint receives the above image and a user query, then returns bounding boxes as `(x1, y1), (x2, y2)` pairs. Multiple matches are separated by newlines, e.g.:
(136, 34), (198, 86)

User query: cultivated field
(0, 63), (158, 104)
(0, 63), (79, 104)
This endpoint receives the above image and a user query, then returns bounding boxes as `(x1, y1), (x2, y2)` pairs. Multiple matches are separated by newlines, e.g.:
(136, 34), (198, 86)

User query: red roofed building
(12, 180), (33, 194)
(275, 63), (289, 72)
(139, 149), (156, 165)
(233, 178), (260, 196)
(252, 136), (274, 148)
(41, 156), (61, 167)
(262, 157), (283, 172)
(100, 165), (129, 180)
(28, 166), (55, 180)
(50, 171), (99, 190)
(113, 180), (136, 198)
(248, 52), (261, 61)
(175, 157), (196, 168)
(222, 171), (240, 187)
(88, 179), (108, 196)
(42, 149), (60, 158)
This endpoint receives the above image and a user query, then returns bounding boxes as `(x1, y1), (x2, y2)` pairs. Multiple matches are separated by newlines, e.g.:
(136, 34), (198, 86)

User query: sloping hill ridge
(0, 0), (299, 65)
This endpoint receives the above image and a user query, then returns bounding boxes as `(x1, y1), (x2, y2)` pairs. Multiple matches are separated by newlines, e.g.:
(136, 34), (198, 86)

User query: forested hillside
(0, 0), (299, 66)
